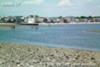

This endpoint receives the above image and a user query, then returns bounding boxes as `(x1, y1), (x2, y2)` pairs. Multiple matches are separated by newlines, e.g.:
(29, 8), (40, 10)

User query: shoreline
(0, 43), (100, 67)
(39, 22), (100, 26)
(0, 22), (100, 26)
(0, 23), (15, 25)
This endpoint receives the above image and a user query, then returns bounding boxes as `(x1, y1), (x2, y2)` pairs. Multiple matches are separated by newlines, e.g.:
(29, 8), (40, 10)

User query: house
(64, 16), (74, 23)
(94, 17), (100, 22)
(0, 17), (2, 22)
(15, 16), (24, 24)
(37, 17), (44, 23)
(24, 15), (36, 24)
(0, 16), (16, 23)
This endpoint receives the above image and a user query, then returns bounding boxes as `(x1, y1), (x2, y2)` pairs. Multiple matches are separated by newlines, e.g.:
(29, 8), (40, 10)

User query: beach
(0, 23), (100, 67)
(0, 43), (100, 67)
(0, 0), (100, 67)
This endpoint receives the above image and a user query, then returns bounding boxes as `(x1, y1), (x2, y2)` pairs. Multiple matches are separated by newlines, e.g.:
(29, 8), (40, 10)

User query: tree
(80, 16), (86, 19)
(7, 18), (16, 23)
(50, 19), (54, 23)
(88, 16), (94, 22)
(0, 17), (5, 22)
(43, 18), (48, 23)
(35, 15), (39, 18)
(88, 16), (92, 19)
(63, 19), (68, 23)
(16, 16), (23, 24)
(30, 15), (34, 18)
(58, 16), (62, 19)
(79, 16), (87, 22)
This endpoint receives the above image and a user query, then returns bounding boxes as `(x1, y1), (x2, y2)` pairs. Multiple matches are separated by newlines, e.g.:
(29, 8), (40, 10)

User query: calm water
(0, 24), (100, 51)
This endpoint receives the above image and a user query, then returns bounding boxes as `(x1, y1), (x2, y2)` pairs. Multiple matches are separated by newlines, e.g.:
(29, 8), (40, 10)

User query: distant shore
(0, 22), (100, 30)
(0, 22), (100, 26)
(0, 43), (100, 67)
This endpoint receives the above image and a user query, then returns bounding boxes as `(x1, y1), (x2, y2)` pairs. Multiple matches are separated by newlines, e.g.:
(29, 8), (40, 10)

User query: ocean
(0, 24), (100, 51)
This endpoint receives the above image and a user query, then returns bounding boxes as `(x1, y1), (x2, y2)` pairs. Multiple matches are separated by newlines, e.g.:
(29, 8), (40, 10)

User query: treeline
(76, 16), (100, 19)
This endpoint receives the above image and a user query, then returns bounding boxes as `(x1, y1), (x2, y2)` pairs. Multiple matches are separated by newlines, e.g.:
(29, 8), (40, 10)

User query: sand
(0, 44), (100, 67)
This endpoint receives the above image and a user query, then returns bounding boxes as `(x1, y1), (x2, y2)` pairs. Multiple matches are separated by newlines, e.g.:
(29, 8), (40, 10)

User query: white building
(37, 17), (44, 23)
(24, 16), (36, 24)
(28, 17), (35, 24)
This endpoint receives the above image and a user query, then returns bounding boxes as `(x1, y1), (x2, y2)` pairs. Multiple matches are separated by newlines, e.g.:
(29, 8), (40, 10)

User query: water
(0, 24), (100, 51)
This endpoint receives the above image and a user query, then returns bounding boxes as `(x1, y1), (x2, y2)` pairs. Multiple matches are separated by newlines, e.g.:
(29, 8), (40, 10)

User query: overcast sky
(0, 0), (100, 17)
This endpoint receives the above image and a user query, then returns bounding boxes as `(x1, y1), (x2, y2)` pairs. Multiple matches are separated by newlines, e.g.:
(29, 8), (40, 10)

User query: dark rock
(65, 56), (69, 59)
(16, 62), (20, 64)
(91, 57), (95, 60)
(75, 55), (80, 60)
(0, 46), (2, 48)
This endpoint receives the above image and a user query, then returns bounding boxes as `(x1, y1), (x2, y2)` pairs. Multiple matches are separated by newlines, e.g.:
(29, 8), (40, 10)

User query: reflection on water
(86, 30), (100, 33)
(31, 26), (39, 30)
(0, 24), (100, 51)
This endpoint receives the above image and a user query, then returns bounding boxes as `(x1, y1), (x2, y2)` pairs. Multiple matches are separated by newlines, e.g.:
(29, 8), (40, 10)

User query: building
(36, 17), (44, 23)
(24, 15), (36, 24)
(0, 17), (1, 22)
(94, 17), (100, 22)
(0, 16), (16, 23)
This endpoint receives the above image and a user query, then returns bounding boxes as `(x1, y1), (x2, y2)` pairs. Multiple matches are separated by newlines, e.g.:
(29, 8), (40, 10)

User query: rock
(75, 55), (80, 60)
(0, 46), (2, 48)
(91, 57), (95, 60)
(0, 44), (100, 67)
(65, 56), (69, 59)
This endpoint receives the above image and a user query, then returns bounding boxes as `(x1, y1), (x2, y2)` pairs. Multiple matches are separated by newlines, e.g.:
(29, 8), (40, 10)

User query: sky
(0, 0), (100, 17)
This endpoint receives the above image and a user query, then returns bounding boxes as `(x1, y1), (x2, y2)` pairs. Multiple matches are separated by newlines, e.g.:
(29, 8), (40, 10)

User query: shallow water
(0, 24), (100, 51)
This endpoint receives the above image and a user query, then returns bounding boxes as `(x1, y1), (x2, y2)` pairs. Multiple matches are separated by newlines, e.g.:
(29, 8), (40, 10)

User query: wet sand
(0, 44), (100, 67)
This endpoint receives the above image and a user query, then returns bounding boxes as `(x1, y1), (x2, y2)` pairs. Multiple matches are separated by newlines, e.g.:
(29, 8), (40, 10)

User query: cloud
(58, 0), (72, 7)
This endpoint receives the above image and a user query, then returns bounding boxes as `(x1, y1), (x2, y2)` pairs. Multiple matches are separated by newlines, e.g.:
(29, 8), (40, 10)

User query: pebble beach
(0, 43), (100, 67)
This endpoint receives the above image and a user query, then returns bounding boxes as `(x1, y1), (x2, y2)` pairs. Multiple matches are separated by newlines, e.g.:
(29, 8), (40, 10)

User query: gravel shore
(0, 44), (100, 67)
